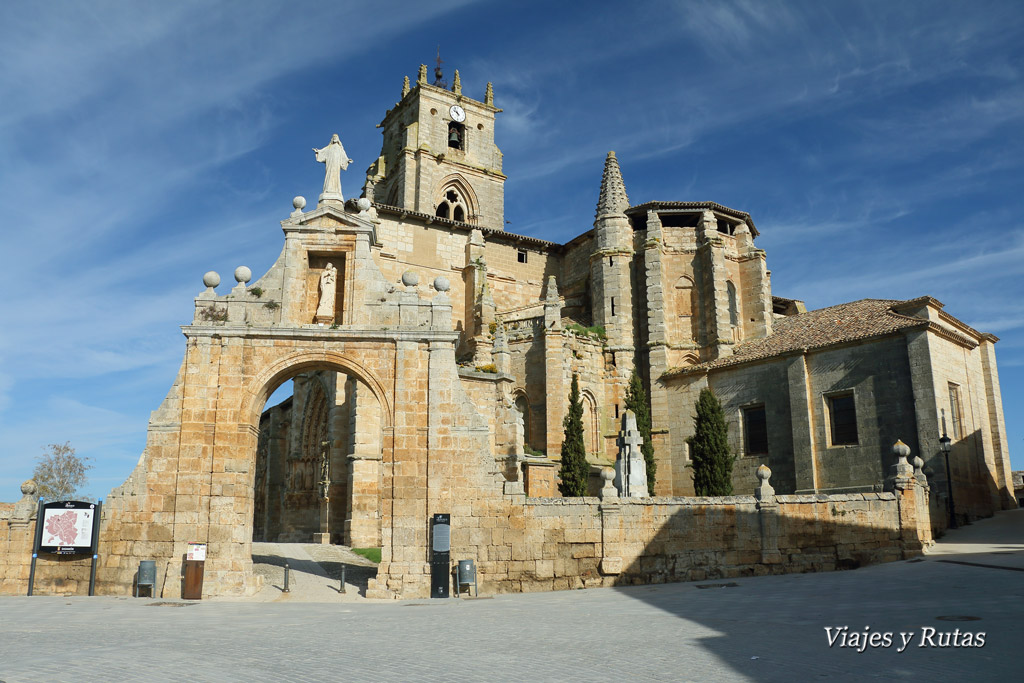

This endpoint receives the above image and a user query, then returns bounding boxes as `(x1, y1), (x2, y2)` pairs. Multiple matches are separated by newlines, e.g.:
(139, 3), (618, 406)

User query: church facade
(253, 64), (1014, 548)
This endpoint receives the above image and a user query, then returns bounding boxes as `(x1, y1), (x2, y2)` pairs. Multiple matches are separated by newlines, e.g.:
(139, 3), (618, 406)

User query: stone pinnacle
(595, 151), (629, 219)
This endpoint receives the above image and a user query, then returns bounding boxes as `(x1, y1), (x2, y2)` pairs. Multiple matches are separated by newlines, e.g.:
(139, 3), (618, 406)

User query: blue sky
(1, 0), (1021, 502)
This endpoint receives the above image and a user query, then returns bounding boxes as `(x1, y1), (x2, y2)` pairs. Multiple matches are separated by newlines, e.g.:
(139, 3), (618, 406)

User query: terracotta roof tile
(668, 299), (929, 376)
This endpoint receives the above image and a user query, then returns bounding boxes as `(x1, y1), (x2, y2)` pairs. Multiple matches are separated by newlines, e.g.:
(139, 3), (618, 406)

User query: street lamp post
(939, 431), (957, 529)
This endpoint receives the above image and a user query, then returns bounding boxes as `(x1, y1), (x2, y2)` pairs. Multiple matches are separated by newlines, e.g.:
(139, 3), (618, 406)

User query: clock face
(449, 105), (466, 123)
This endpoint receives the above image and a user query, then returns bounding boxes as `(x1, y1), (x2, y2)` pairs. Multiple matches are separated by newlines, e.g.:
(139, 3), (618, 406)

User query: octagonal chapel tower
(367, 65), (506, 230)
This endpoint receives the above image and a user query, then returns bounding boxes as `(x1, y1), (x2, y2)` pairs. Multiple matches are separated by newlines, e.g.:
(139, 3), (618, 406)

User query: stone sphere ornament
(600, 467), (615, 484)
(433, 276), (450, 292)
(401, 271), (420, 287)
(21, 479), (37, 496)
(756, 464), (772, 481)
(293, 196), (307, 210)
(203, 271), (221, 288)
(234, 266), (252, 284)
(356, 197), (371, 212)
(892, 439), (911, 459)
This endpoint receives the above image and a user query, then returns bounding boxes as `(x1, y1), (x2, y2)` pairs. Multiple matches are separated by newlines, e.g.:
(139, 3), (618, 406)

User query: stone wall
(0, 485), (103, 596)
(0, 458), (932, 598)
(907, 325), (1014, 520)
(0, 517), (36, 594)
(447, 476), (928, 594)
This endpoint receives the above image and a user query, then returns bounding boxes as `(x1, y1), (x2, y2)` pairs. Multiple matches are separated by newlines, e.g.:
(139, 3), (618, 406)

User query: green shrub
(566, 323), (606, 340)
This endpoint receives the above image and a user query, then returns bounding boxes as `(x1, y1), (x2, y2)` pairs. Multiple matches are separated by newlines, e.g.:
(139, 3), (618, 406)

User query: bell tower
(368, 63), (506, 230)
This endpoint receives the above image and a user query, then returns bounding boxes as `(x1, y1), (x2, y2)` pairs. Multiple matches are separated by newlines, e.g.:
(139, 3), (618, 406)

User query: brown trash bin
(183, 560), (204, 600)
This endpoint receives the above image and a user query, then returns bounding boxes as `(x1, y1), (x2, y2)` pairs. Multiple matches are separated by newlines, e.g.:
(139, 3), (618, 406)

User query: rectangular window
(742, 405), (768, 454)
(827, 392), (858, 446)
(948, 383), (963, 440)
(611, 297), (616, 317)
(517, 250), (528, 264)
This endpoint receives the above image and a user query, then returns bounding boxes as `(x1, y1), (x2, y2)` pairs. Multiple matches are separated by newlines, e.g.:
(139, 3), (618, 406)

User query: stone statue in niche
(318, 448), (330, 501)
(315, 262), (337, 323)
(313, 134), (351, 203)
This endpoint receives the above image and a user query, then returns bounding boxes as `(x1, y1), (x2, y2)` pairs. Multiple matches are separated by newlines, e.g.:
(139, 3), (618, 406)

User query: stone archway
(252, 367), (386, 548)
(94, 200), (501, 600)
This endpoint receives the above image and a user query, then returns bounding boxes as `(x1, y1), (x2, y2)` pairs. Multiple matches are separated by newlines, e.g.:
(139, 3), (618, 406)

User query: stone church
(251, 63), (1015, 549)
(7, 63), (1010, 599)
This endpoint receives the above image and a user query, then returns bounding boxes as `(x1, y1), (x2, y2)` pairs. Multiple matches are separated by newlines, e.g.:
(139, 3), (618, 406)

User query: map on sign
(41, 507), (94, 550)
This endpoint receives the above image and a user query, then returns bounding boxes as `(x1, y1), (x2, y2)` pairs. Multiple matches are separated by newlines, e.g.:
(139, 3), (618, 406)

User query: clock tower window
(448, 121), (465, 150)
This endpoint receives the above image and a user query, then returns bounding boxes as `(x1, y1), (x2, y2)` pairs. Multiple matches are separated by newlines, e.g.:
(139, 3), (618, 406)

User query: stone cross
(614, 411), (649, 497)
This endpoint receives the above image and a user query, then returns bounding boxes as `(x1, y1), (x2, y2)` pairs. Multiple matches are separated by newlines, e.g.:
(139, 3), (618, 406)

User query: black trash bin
(456, 559), (477, 597)
(135, 560), (156, 598)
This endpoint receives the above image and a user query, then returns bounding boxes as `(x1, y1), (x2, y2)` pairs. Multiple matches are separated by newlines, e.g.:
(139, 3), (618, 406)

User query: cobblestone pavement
(1, 510), (1019, 682)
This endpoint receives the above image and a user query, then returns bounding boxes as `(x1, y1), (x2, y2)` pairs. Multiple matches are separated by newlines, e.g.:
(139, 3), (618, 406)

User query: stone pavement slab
(0, 510), (1019, 682)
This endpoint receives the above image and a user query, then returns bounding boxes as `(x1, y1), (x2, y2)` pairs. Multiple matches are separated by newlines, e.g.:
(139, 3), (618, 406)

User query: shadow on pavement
(607, 508), (1023, 681)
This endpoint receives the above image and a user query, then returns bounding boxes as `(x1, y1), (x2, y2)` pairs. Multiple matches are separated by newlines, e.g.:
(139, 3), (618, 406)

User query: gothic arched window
(436, 188), (468, 223)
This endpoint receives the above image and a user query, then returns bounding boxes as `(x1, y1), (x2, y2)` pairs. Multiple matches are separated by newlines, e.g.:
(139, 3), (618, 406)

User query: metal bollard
(340, 566), (346, 594)
(283, 562), (290, 593)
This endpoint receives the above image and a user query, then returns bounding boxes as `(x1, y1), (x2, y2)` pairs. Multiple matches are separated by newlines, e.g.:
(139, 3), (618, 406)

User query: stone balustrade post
(598, 501), (623, 576)
(888, 440), (932, 555)
(755, 464), (781, 564)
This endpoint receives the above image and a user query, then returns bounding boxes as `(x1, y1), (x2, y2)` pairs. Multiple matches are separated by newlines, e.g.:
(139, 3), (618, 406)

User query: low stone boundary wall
(453, 474), (931, 595)
(4, 465), (932, 598)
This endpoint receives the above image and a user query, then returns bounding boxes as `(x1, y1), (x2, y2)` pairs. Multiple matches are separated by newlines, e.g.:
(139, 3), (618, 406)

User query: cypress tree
(690, 387), (734, 496)
(624, 369), (656, 493)
(558, 373), (589, 496)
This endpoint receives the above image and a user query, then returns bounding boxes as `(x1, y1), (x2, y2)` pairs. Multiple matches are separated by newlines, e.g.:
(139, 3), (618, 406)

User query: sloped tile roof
(667, 299), (931, 376)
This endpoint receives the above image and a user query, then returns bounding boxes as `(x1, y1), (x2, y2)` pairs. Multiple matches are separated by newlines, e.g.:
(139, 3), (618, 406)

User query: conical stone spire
(595, 151), (629, 219)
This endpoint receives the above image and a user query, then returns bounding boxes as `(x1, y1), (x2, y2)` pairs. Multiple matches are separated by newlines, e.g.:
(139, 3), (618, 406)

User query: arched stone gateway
(94, 197), (516, 600)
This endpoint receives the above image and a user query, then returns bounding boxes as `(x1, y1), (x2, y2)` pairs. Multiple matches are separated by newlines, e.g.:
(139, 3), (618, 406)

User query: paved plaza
(1, 510), (1020, 682)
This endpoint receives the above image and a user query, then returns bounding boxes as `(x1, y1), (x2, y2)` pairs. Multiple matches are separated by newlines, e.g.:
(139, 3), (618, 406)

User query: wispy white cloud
(967, 316), (1024, 334)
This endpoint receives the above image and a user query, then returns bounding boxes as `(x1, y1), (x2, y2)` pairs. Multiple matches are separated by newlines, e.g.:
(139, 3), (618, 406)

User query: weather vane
(434, 45), (447, 88)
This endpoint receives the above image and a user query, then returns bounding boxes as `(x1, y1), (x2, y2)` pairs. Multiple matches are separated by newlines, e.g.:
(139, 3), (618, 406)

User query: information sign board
(38, 501), (98, 555)
(187, 543), (207, 561)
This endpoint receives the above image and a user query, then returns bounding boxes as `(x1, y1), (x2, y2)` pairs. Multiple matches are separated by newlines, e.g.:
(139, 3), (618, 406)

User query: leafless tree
(32, 442), (93, 501)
